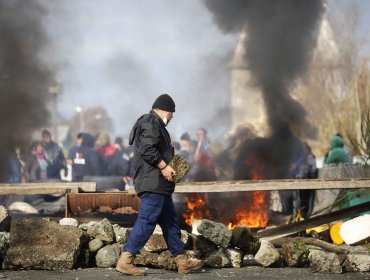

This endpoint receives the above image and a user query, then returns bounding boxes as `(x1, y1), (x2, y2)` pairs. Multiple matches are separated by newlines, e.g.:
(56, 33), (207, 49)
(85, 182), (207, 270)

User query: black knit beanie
(152, 94), (176, 112)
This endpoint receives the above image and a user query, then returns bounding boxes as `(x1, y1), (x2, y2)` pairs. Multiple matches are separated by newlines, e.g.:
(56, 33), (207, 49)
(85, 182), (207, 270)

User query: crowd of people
(4, 126), (353, 187)
(5, 129), (134, 184)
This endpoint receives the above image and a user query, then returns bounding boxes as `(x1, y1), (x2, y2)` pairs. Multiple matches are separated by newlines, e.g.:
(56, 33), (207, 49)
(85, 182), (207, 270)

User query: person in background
(178, 132), (191, 160)
(116, 94), (203, 276)
(114, 136), (125, 156)
(25, 141), (50, 182)
(41, 129), (67, 179)
(71, 133), (100, 181)
(194, 128), (216, 181)
(67, 132), (84, 165)
(95, 132), (123, 176)
(183, 139), (197, 182)
(334, 133), (353, 163)
(324, 134), (350, 164)
(172, 141), (180, 154)
(5, 146), (23, 183)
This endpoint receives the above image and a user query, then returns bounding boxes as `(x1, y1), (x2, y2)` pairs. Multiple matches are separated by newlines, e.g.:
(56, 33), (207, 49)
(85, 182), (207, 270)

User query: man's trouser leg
(124, 192), (166, 255)
(158, 195), (185, 256)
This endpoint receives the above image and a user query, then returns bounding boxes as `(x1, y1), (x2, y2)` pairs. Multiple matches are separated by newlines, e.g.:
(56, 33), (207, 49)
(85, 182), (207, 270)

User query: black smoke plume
(0, 1), (52, 181)
(205, 0), (324, 179)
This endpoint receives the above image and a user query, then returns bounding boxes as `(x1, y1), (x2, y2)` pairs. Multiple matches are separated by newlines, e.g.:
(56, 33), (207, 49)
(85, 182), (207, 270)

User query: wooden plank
(256, 201), (370, 240)
(0, 182), (96, 195)
(174, 178), (370, 193)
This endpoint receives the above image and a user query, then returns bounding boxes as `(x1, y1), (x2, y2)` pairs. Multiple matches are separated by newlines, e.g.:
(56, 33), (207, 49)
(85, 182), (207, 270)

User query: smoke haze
(204, 0), (324, 179)
(43, 0), (237, 142)
(0, 0), (52, 180)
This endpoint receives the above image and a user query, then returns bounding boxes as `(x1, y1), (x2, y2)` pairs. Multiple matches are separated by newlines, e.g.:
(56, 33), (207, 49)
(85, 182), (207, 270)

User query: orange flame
(227, 191), (268, 230)
(228, 161), (268, 230)
(183, 194), (210, 227)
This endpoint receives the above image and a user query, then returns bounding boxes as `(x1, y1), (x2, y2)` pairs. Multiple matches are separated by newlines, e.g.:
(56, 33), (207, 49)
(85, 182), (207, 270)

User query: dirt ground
(0, 267), (369, 280)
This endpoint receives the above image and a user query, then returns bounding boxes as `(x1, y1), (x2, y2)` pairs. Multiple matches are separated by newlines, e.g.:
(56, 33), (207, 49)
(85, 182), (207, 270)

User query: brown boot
(175, 252), (203, 274)
(116, 252), (145, 276)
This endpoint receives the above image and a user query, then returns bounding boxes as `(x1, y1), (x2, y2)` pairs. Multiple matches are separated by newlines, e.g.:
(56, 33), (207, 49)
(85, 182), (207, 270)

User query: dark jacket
(129, 110), (175, 196)
(96, 145), (123, 176)
(71, 133), (101, 181)
(43, 141), (67, 179)
(324, 135), (350, 164)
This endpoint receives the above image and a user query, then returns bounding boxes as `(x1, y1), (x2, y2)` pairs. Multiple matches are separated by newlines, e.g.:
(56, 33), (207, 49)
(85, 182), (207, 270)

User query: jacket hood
(330, 135), (344, 149)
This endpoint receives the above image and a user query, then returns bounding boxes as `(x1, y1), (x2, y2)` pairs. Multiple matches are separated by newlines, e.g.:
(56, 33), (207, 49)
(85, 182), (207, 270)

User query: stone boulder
(79, 218), (114, 243)
(254, 240), (280, 267)
(225, 248), (244, 268)
(144, 226), (191, 253)
(89, 238), (104, 253)
(95, 243), (121, 268)
(204, 248), (231, 268)
(3, 219), (83, 270)
(0, 206), (11, 232)
(343, 253), (370, 272)
(112, 224), (131, 244)
(197, 219), (232, 248)
(281, 241), (309, 267)
(158, 250), (177, 270)
(231, 226), (260, 254)
(308, 249), (342, 274)
(134, 249), (160, 268)
(59, 218), (79, 227)
(192, 235), (218, 258)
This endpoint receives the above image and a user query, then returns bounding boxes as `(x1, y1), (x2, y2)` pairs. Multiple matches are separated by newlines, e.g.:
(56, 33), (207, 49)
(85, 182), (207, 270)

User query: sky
(40, 0), (370, 144)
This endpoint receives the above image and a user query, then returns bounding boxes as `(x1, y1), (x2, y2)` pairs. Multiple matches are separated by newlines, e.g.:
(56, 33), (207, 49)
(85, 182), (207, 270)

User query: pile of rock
(0, 214), (369, 273)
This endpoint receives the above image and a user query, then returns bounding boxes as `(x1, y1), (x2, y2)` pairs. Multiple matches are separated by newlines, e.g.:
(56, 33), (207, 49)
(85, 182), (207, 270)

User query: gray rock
(343, 253), (370, 272)
(134, 249), (148, 266)
(308, 249), (342, 274)
(59, 218), (78, 227)
(197, 219), (232, 248)
(95, 243), (121, 268)
(0, 232), (10, 264)
(225, 248), (244, 268)
(79, 219), (114, 243)
(145, 252), (160, 268)
(144, 227), (191, 253)
(192, 234), (218, 258)
(158, 250), (177, 270)
(232, 226), (260, 254)
(89, 238), (105, 253)
(204, 248), (231, 268)
(254, 240), (280, 267)
(134, 249), (160, 268)
(0, 206), (11, 232)
(144, 232), (168, 253)
(112, 224), (131, 244)
(281, 241), (309, 267)
(3, 219), (82, 270)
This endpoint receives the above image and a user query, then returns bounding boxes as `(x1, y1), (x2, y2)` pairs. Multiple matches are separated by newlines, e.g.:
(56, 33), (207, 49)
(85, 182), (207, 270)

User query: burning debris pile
(0, 210), (369, 273)
(182, 192), (269, 230)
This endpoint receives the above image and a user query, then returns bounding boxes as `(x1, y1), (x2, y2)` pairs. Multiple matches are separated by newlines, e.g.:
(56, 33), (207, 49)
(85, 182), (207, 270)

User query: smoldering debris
(205, 0), (324, 179)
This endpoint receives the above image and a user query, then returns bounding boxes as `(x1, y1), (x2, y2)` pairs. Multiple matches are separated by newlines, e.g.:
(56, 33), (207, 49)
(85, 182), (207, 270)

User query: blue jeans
(124, 192), (185, 257)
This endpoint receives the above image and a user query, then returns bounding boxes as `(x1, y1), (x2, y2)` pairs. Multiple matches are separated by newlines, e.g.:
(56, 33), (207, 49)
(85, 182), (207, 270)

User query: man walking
(116, 94), (203, 276)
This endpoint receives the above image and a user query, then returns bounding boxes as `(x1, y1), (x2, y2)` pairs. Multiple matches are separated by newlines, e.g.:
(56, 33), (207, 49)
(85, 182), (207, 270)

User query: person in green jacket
(324, 135), (350, 164)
